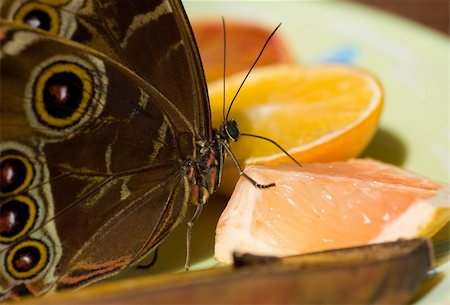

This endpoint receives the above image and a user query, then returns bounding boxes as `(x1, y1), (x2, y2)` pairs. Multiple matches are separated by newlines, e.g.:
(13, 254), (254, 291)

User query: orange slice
(215, 159), (450, 263)
(193, 20), (295, 83)
(208, 64), (384, 194)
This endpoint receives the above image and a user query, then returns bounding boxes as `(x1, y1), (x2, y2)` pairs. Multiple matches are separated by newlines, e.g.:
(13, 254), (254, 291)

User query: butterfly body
(0, 0), (226, 299)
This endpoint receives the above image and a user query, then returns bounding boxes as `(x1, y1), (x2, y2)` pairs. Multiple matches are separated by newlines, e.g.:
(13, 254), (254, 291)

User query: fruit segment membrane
(215, 159), (449, 263)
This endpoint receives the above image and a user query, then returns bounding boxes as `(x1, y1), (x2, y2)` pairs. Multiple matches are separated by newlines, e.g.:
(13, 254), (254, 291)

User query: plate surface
(116, 1), (449, 303)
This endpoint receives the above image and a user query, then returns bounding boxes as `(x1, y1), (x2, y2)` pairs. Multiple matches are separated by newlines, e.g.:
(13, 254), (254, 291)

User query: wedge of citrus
(208, 64), (384, 195)
(193, 20), (295, 83)
(215, 159), (450, 263)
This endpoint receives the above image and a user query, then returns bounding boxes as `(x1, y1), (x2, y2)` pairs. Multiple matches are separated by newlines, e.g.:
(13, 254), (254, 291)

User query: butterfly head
(218, 119), (240, 142)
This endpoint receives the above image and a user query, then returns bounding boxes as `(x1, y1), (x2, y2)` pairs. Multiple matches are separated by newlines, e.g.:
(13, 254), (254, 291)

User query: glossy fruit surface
(215, 159), (449, 263)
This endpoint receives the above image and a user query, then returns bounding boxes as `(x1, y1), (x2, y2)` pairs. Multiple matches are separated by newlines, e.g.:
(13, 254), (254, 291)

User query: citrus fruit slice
(208, 64), (384, 194)
(192, 20), (295, 83)
(214, 159), (450, 263)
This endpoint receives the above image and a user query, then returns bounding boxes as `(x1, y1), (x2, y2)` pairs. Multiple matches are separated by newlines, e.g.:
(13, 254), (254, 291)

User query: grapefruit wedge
(215, 159), (450, 263)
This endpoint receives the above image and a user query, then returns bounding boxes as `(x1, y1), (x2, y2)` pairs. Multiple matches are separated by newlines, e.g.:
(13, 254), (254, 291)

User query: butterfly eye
(0, 153), (34, 196)
(0, 196), (38, 244)
(5, 239), (49, 280)
(33, 62), (93, 130)
(225, 119), (240, 141)
(13, 2), (60, 35)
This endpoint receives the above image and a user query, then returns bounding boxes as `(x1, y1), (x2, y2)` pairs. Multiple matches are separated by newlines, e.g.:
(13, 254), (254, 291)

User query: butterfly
(0, 0), (262, 299)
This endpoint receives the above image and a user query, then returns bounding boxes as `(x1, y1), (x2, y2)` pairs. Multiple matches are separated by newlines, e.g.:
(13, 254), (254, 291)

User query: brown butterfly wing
(0, 0), (212, 140)
(0, 23), (193, 297)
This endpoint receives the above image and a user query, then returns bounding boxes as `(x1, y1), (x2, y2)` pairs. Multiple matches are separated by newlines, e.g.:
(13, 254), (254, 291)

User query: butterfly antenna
(222, 17), (227, 122)
(241, 133), (302, 167)
(225, 23), (282, 121)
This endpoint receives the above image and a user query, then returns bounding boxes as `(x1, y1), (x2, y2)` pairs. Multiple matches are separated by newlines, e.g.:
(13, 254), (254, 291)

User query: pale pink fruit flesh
(215, 159), (449, 263)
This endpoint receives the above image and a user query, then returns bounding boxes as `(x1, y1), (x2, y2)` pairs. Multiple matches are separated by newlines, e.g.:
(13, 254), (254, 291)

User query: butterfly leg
(221, 141), (275, 189)
(185, 198), (204, 271)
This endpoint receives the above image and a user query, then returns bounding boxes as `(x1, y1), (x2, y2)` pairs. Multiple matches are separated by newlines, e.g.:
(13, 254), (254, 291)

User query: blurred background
(358, 0), (448, 34)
